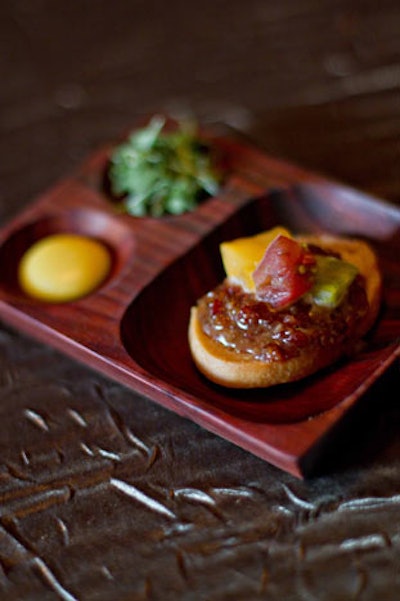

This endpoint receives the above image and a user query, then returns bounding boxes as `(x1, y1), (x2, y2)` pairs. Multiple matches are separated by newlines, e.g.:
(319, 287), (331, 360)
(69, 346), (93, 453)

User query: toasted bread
(188, 233), (382, 389)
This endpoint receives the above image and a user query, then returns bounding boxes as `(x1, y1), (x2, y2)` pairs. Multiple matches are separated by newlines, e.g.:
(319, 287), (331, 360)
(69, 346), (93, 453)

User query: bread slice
(188, 234), (382, 389)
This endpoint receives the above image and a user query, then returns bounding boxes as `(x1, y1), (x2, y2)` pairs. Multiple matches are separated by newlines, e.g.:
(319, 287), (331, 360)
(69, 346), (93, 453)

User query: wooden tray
(0, 119), (399, 478)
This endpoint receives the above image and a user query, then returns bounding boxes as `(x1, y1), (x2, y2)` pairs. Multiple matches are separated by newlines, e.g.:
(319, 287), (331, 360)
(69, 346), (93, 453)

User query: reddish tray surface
(0, 121), (399, 478)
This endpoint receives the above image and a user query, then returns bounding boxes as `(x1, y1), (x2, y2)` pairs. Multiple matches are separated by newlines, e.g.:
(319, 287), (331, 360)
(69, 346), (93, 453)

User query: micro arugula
(108, 116), (221, 217)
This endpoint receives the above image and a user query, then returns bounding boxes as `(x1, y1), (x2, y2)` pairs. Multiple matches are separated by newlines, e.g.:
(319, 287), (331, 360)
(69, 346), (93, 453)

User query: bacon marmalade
(196, 275), (369, 362)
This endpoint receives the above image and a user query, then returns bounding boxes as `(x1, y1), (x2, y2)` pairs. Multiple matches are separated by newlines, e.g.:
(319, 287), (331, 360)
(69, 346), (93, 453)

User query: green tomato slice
(311, 255), (359, 308)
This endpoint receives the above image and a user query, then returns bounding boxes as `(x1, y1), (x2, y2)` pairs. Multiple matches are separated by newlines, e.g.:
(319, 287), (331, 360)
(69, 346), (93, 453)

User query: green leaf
(108, 116), (221, 217)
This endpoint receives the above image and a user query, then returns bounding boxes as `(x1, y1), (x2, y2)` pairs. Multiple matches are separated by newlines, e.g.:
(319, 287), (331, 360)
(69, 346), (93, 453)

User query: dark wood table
(0, 1), (399, 599)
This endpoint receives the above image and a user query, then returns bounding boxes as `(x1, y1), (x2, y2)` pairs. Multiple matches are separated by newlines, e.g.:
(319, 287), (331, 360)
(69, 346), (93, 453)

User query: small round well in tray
(0, 207), (136, 300)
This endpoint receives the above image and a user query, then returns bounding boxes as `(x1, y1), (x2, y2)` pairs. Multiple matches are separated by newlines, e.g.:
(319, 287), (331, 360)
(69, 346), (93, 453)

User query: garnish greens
(108, 116), (221, 217)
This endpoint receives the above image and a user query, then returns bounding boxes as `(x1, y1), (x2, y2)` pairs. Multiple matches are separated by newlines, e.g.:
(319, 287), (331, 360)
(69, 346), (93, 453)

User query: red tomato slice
(253, 235), (315, 308)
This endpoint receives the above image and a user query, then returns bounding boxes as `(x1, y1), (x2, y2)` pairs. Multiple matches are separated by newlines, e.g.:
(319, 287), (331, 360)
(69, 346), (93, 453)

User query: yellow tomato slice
(219, 226), (291, 292)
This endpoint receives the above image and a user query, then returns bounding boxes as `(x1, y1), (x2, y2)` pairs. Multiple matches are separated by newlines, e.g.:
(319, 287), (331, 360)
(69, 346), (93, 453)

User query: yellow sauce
(18, 233), (111, 302)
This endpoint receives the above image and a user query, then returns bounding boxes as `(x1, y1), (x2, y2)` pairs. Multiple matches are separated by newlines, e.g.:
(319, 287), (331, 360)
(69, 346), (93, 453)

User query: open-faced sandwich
(188, 226), (382, 388)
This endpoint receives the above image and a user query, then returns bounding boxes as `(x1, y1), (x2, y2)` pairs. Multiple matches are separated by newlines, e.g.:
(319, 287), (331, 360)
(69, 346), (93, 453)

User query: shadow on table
(303, 361), (400, 478)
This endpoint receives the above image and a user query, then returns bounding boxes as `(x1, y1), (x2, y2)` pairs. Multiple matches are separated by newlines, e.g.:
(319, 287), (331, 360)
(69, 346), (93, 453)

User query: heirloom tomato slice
(253, 235), (315, 309)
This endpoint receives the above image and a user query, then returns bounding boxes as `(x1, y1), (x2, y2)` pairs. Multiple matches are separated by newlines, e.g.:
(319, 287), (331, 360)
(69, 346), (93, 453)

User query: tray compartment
(0, 207), (137, 301)
(120, 186), (400, 425)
